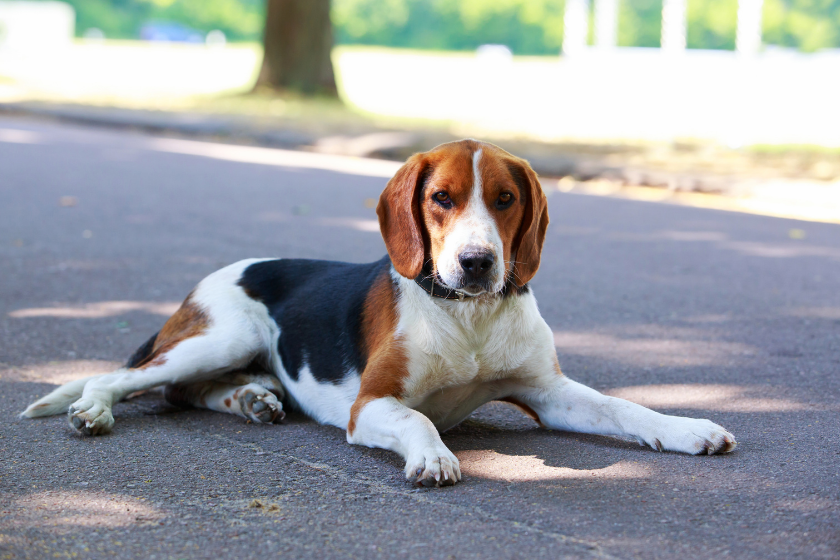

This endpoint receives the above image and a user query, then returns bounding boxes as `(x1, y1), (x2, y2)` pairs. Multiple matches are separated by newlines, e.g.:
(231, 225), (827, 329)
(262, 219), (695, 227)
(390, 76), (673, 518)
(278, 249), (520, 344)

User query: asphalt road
(1, 116), (838, 560)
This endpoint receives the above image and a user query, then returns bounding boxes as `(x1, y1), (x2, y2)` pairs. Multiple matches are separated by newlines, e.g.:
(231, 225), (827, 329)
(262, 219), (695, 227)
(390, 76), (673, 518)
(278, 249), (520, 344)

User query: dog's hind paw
(68, 399), (114, 436)
(237, 385), (284, 424)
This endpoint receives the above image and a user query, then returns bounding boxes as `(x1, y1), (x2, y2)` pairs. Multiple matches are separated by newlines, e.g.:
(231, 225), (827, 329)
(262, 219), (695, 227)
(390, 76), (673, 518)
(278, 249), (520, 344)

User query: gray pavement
(1, 115), (838, 560)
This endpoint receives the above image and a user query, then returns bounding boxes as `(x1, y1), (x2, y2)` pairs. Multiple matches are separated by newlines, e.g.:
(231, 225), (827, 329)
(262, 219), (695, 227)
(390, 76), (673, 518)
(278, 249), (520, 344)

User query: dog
(22, 139), (736, 487)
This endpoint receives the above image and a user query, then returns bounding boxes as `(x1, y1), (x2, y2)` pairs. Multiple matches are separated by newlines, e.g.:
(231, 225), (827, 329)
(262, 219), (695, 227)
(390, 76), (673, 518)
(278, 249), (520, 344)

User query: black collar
(413, 269), (520, 301)
(414, 272), (473, 300)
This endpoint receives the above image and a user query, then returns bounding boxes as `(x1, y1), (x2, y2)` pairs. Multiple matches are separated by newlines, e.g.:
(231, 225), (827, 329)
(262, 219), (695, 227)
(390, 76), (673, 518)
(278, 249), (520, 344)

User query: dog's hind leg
(164, 372), (285, 424)
(21, 331), (163, 419)
(21, 375), (102, 419)
(65, 289), (264, 435)
(22, 260), (276, 434)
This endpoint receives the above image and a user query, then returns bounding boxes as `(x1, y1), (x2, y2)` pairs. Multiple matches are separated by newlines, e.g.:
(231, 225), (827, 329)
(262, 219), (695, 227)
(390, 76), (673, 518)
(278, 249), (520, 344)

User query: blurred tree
(253, 0), (338, 96)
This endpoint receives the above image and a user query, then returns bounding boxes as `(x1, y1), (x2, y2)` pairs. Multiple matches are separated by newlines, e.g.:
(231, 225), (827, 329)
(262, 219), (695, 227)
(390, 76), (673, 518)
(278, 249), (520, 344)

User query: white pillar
(661, 0), (687, 53)
(736, 0), (764, 56)
(563, 0), (590, 56)
(595, 0), (618, 49)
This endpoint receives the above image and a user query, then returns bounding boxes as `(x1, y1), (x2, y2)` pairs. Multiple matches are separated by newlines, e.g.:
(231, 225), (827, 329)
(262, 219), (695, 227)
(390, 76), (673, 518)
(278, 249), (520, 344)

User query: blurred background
(1, 0), (839, 220)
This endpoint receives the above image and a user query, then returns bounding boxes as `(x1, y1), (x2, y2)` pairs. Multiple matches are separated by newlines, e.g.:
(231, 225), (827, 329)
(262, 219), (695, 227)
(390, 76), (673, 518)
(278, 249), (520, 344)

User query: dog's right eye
(433, 192), (452, 207)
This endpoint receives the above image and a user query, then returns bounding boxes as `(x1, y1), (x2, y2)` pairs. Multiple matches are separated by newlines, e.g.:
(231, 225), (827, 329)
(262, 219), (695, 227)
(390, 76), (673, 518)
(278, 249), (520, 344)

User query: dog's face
(378, 140), (549, 293)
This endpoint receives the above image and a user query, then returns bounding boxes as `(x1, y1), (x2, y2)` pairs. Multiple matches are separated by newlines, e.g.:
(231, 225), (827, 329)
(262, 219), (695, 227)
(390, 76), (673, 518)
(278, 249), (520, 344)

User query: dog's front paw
(404, 447), (461, 487)
(638, 417), (736, 455)
(68, 399), (114, 436)
(237, 386), (284, 424)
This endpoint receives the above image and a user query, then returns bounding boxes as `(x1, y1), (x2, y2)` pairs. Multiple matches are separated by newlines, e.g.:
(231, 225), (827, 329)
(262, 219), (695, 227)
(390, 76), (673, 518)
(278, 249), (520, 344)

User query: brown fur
(499, 397), (544, 427)
(377, 140), (548, 287)
(133, 294), (210, 369)
(376, 154), (430, 279)
(420, 141), (481, 272)
(477, 144), (533, 281)
(347, 271), (407, 435)
(505, 155), (549, 286)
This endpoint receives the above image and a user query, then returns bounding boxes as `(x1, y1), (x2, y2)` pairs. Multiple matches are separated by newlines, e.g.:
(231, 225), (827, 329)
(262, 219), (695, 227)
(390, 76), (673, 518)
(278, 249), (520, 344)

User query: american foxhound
(23, 139), (736, 487)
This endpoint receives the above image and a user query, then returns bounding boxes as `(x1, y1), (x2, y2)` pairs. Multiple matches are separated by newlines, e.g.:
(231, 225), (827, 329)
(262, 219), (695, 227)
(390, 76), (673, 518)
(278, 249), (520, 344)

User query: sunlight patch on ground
(0, 42), (258, 105)
(605, 384), (813, 412)
(4, 42), (839, 146)
(459, 452), (648, 482)
(5, 491), (163, 533)
(8, 300), (180, 319)
(0, 360), (122, 385)
(0, 128), (41, 144)
(722, 241), (840, 260)
(774, 495), (837, 513)
(316, 217), (381, 233)
(146, 137), (401, 178)
(785, 307), (840, 320)
(553, 330), (757, 367)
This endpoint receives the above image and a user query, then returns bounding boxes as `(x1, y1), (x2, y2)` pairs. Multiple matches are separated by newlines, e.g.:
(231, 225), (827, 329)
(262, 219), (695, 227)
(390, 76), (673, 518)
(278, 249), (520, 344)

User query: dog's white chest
(398, 289), (547, 411)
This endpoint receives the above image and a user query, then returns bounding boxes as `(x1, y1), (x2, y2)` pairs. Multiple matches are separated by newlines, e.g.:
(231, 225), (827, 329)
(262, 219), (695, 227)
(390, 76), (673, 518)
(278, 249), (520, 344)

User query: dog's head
(377, 139), (548, 295)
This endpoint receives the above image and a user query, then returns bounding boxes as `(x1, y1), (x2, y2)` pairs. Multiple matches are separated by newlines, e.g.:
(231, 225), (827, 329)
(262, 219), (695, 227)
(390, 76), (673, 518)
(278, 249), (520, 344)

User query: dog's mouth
(433, 269), (497, 297)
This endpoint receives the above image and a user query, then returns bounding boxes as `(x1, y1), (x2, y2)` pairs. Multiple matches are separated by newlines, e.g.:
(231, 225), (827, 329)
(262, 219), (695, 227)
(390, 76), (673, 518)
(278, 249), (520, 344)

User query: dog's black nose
(459, 250), (495, 281)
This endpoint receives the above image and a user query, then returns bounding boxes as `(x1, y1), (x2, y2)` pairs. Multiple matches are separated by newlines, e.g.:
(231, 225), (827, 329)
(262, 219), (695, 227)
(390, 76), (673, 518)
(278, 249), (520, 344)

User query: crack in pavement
(206, 430), (617, 559)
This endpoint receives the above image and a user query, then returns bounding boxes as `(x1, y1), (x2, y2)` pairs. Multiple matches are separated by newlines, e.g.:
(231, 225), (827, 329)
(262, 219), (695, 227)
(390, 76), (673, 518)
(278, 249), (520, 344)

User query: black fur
(125, 331), (159, 368)
(237, 256), (393, 384)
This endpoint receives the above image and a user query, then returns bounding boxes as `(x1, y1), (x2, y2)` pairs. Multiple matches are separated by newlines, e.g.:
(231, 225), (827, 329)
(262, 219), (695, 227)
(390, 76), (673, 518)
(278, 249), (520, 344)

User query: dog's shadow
(442, 406), (638, 473)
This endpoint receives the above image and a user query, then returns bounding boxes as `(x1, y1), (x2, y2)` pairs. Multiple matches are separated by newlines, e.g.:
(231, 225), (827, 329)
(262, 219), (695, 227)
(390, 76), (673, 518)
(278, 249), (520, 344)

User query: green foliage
(31, 0), (840, 53)
(42, 0), (262, 41)
(333, 0), (566, 54)
(334, 0), (840, 53)
(687, 0), (738, 50)
(618, 0), (662, 47)
(69, 0), (150, 39)
(139, 0), (263, 41)
(763, 0), (840, 51)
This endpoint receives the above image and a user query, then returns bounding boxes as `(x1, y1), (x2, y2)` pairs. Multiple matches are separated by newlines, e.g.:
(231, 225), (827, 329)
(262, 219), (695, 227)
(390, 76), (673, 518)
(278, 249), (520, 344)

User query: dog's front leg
(347, 396), (461, 487)
(516, 377), (737, 455)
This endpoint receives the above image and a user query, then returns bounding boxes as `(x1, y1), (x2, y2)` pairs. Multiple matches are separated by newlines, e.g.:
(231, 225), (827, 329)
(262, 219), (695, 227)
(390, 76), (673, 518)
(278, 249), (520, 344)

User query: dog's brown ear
(377, 153), (429, 279)
(507, 158), (549, 287)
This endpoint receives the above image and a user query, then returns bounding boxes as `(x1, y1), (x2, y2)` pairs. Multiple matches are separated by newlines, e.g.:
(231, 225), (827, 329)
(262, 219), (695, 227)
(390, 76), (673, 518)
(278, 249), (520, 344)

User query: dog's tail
(21, 331), (160, 419)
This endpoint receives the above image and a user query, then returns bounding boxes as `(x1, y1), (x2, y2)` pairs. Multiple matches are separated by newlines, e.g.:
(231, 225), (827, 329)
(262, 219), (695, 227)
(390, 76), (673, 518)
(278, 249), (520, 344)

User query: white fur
(348, 273), (735, 472)
(275, 360), (360, 429)
(347, 396), (461, 485)
(436, 148), (506, 294)
(24, 233), (735, 474)
(41, 259), (275, 433)
(512, 377), (737, 455)
(198, 381), (283, 423)
(21, 375), (102, 418)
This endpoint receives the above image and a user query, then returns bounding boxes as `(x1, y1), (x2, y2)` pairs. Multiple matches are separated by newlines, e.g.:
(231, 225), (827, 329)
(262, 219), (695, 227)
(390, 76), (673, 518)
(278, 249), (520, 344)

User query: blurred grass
(0, 42), (838, 182)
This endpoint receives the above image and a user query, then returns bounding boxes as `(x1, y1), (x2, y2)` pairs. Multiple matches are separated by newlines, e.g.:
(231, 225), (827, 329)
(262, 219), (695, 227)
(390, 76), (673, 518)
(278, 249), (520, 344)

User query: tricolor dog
(23, 140), (736, 487)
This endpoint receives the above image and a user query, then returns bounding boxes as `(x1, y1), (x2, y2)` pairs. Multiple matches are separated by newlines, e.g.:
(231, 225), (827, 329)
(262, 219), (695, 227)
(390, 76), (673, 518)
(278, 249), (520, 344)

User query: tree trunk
(254, 0), (338, 96)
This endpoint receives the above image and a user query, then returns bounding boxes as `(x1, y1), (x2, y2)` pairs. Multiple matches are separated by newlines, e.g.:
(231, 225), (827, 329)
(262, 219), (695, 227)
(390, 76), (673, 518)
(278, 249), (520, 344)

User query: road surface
(1, 116), (838, 559)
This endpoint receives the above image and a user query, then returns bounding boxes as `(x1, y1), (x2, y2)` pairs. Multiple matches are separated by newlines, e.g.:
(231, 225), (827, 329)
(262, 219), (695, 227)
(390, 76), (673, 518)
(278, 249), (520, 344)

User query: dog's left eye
(496, 192), (514, 209)
(433, 192), (452, 207)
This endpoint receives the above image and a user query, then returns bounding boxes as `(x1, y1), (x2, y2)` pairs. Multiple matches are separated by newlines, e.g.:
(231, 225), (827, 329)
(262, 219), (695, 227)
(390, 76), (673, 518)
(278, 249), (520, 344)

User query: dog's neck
(395, 271), (524, 330)
(412, 264), (520, 302)
(413, 269), (474, 301)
